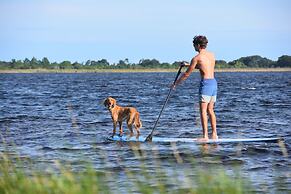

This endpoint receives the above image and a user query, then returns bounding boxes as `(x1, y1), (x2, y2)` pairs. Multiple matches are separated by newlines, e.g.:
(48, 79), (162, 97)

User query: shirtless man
(172, 35), (218, 140)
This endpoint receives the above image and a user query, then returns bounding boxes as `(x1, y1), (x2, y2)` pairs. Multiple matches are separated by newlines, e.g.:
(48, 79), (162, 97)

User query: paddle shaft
(145, 66), (183, 141)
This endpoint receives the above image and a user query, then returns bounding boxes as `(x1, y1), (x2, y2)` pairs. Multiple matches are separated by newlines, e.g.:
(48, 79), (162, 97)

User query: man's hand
(170, 83), (176, 90)
(180, 61), (190, 67)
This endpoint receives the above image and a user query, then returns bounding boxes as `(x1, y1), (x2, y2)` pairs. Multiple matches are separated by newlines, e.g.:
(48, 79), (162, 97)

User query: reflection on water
(0, 72), (290, 193)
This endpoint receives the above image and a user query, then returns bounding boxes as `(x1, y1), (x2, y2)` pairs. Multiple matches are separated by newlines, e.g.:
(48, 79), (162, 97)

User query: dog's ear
(111, 98), (116, 106)
(103, 98), (109, 107)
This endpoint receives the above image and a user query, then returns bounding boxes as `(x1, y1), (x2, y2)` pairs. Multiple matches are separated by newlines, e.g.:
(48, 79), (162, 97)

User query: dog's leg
(128, 124), (134, 137)
(135, 127), (140, 139)
(112, 121), (117, 137)
(119, 121), (123, 136)
(127, 118), (134, 137)
(126, 114), (134, 137)
(134, 112), (141, 138)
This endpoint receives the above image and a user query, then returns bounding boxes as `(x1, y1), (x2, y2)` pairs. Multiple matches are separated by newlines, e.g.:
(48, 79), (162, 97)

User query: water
(0, 72), (290, 193)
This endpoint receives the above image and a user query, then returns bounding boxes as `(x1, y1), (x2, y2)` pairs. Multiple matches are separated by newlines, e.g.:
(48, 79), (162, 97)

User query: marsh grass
(0, 154), (110, 194)
(0, 145), (252, 194)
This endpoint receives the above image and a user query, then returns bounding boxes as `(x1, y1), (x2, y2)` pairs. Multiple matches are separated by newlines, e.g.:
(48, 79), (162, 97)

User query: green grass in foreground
(0, 152), (251, 194)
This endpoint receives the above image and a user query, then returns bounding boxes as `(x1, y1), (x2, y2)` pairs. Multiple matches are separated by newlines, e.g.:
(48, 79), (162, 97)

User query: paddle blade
(145, 134), (153, 142)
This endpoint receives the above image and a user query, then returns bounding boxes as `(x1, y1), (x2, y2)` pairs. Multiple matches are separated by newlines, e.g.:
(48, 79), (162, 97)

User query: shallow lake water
(0, 72), (290, 193)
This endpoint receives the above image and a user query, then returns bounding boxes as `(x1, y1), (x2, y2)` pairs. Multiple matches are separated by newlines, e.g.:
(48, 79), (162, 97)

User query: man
(172, 35), (218, 140)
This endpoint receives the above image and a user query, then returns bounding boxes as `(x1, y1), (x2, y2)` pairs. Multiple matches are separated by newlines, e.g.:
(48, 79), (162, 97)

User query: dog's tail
(134, 112), (142, 129)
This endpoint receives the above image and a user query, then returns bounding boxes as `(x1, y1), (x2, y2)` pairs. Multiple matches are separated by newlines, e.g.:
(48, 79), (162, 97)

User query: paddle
(145, 65), (184, 141)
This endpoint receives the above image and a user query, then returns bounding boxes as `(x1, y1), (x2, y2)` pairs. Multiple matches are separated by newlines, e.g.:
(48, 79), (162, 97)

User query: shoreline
(0, 68), (290, 73)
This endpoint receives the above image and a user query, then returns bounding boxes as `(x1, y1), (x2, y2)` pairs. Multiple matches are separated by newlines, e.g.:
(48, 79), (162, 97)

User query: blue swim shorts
(199, 79), (217, 103)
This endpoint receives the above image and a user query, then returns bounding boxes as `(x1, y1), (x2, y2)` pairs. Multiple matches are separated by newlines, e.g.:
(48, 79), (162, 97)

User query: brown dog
(103, 97), (142, 137)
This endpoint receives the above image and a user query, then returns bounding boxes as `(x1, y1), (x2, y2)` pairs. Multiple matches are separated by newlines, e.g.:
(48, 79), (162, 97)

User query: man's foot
(212, 135), (218, 140)
(197, 137), (209, 142)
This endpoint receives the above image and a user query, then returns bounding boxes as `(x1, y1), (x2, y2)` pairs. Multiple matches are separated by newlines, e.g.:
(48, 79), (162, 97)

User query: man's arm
(173, 57), (198, 87)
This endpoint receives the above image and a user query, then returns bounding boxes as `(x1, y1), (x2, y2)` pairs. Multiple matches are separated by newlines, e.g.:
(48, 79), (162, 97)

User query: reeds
(0, 144), (251, 194)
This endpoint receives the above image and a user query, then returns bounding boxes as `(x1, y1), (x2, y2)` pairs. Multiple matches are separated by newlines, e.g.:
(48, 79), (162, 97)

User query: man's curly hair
(193, 35), (208, 49)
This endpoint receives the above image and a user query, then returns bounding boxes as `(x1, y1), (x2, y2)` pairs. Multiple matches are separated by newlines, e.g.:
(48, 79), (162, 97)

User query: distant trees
(232, 55), (274, 68)
(85, 59), (110, 69)
(0, 55), (290, 70)
(215, 55), (285, 68)
(138, 59), (160, 68)
(41, 57), (50, 68)
(215, 60), (228, 68)
(116, 60), (128, 69)
(276, 55), (291, 67)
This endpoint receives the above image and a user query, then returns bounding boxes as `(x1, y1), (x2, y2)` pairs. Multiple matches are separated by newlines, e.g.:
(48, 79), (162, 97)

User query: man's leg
(200, 102), (209, 140)
(207, 102), (218, 139)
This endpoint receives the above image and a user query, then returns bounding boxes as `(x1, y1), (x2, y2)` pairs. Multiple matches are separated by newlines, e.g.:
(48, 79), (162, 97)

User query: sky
(0, 0), (291, 64)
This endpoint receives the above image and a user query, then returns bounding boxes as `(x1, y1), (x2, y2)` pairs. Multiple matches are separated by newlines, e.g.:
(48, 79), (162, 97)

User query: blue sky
(1, 0), (290, 63)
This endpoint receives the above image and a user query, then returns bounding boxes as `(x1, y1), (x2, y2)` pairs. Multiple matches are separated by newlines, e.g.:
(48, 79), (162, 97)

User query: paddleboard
(108, 135), (281, 144)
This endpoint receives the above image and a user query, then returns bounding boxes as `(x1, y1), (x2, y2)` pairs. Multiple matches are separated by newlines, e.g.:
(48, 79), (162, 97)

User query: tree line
(0, 55), (290, 70)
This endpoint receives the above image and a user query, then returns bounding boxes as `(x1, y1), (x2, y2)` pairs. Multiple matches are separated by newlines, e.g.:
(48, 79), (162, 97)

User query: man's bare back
(173, 49), (215, 83)
(194, 50), (215, 79)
